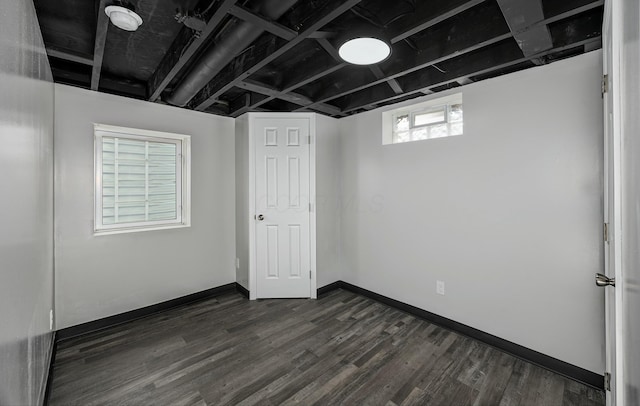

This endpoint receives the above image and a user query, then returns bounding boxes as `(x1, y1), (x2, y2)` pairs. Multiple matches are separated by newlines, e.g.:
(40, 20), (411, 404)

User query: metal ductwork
(166, 0), (299, 107)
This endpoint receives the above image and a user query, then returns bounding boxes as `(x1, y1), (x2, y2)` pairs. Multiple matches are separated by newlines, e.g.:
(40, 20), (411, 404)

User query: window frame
(93, 124), (191, 236)
(383, 93), (463, 145)
(409, 105), (448, 128)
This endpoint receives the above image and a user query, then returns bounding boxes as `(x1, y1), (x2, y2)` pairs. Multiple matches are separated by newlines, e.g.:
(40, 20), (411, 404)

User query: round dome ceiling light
(338, 37), (392, 65)
(105, 5), (143, 32)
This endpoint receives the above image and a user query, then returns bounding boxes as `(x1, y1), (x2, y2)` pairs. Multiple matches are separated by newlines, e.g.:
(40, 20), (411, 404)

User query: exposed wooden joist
(91, 0), (110, 90)
(147, 0), (238, 102)
(189, 0), (364, 112)
(237, 80), (342, 115)
(230, 92), (270, 116)
(316, 38), (342, 61)
(47, 46), (93, 65)
(229, 37), (347, 116)
(496, 0), (553, 56)
(308, 31), (337, 39)
(302, 0), (602, 111)
(369, 66), (403, 94)
(228, 5), (298, 41)
(456, 77), (474, 85)
(230, 0), (516, 116)
(304, 2), (511, 110)
(388, 0), (487, 44)
(341, 37), (601, 113)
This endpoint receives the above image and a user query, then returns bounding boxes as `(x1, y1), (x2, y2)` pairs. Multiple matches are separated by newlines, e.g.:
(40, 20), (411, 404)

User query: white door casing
(249, 114), (316, 299)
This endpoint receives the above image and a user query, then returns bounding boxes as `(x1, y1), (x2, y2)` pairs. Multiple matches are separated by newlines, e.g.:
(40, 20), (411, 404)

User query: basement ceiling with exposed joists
(34, 0), (603, 118)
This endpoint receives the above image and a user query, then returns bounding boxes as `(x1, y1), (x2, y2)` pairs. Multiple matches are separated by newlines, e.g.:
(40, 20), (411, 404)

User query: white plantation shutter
(94, 125), (190, 234)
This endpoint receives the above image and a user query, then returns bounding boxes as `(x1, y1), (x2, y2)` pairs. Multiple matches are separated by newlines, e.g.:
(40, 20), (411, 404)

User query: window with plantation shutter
(94, 124), (190, 235)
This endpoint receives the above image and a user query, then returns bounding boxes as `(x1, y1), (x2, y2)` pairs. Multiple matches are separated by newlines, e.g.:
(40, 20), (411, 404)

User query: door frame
(247, 112), (317, 300)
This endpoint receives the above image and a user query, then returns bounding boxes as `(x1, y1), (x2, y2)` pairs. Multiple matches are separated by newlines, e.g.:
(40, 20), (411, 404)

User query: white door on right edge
(601, 1), (622, 404)
(254, 117), (311, 299)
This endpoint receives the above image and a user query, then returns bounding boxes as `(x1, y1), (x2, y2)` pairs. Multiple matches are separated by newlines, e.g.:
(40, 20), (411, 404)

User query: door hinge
(604, 222), (609, 243)
(604, 372), (611, 391)
(308, 135), (312, 145)
(602, 74), (609, 96)
(309, 270), (312, 280)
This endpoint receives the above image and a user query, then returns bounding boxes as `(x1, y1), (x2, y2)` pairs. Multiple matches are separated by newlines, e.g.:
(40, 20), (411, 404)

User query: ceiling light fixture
(105, 5), (143, 32)
(338, 37), (392, 65)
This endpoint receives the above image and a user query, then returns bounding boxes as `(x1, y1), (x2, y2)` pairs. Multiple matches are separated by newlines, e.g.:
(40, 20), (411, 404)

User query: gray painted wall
(316, 115), (345, 287)
(54, 84), (236, 329)
(235, 114), (250, 289)
(0, 0), (55, 404)
(338, 51), (605, 373)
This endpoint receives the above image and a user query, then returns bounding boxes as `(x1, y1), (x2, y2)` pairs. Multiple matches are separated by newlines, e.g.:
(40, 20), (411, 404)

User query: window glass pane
(449, 104), (463, 122)
(429, 124), (449, 139)
(102, 137), (177, 225)
(450, 122), (464, 136)
(411, 128), (428, 141)
(394, 114), (410, 131)
(413, 107), (446, 126)
(394, 131), (411, 143)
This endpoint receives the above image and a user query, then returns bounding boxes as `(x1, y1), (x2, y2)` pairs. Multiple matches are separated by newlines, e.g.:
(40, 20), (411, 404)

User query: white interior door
(619, 0), (640, 403)
(602, 1), (623, 404)
(254, 117), (312, 298)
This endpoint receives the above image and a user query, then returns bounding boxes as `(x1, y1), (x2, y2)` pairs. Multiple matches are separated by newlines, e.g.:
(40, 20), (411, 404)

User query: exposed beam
(91, 0), (110, 90)
(369, 65), (404, 94)
(316, 38), (342, 61)
(341, 37), (601, 113)
(229, 38), (348, 116)
(47, 46), (93, 65)
(237, 80), (342, 115)
(228, 5), (298, 41)
(456, 77), (474, 85)
(305, 2), (511, 110)
(231, 64), (346, 117)
(230, 92), (270, 116)
(496, 0), (553, 56)
(189, 0), (364, 112)
(302, 0), (602, 111)
(147, 0), (237, 101)
(388, 0), (487, 44)
(308, 31), (337, 39)
(528, 0), (603, 28)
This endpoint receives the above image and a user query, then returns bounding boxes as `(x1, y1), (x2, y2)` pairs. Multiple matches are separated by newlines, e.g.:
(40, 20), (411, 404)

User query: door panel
(255, 118), (311, 298)
(620, 0), (640, 403)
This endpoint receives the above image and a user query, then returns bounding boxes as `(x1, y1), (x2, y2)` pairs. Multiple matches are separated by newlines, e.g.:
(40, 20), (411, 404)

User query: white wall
(339, 51), (604, 373)
(54, 84), (236, 329)
(235, 114), (249, 289)
(0, 0), (55, 404)
(316, 115), (345, 286)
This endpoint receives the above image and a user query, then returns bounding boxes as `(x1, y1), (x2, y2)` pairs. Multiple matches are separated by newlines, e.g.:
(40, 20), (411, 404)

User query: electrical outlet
(436, 280), (445, 295)
(49, 309), (54, 330)
(236, 258), (240, 269)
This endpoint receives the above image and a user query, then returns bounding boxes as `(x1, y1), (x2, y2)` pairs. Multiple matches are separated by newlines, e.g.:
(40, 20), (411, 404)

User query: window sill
(94, 223), (191, 237)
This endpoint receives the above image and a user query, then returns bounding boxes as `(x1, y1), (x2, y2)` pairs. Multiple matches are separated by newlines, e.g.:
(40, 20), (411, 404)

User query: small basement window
(94, 124), (191, 235)
(383, 93), (463, 145)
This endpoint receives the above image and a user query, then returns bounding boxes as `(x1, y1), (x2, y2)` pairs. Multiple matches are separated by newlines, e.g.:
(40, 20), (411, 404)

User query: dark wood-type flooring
(50, 289), (605, 405)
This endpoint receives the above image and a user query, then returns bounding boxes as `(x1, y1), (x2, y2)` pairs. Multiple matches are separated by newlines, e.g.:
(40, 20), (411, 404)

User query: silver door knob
(257, 214), (265, 221)
(595, 273), (615, 287)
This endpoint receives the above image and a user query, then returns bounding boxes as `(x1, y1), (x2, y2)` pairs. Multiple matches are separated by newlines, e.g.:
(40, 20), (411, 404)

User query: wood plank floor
(50, 289), (605, 405)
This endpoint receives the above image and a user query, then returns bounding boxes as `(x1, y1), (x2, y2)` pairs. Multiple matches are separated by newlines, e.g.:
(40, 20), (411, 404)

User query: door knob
(595, 273), (615, 287)
(257, 214), (265, 221)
